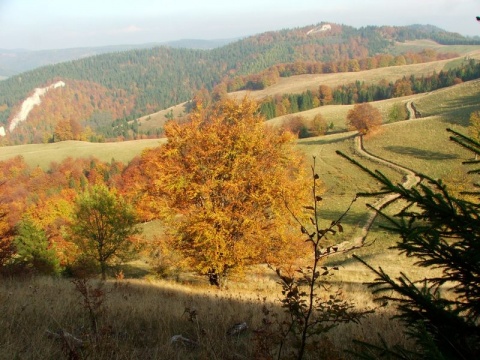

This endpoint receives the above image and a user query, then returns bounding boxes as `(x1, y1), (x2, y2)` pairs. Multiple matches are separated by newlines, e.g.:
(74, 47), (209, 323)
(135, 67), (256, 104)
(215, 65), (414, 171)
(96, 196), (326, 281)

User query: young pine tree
(337, 128), (480, 359)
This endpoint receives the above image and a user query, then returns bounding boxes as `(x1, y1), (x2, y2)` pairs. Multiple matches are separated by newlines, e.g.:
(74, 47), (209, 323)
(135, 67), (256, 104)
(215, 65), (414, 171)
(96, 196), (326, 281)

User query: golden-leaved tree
(142, 97), (310, 284)
(346, 102), (383, 135)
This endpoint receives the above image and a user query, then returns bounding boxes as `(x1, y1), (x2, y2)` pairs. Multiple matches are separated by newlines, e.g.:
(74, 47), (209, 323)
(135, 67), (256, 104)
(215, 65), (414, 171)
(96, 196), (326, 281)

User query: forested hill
(0, 22), (478, 145)
(0, 38), (235, 78)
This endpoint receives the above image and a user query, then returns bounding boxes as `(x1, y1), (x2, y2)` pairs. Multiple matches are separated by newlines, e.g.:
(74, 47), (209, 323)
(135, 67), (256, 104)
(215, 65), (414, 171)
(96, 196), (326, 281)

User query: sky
(0, 0), (479, 50)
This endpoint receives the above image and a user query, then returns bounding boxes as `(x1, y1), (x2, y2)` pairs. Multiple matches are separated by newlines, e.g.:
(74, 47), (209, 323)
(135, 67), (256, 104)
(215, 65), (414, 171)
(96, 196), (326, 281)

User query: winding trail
(406, 100), (416, 120)
(337, 101), (421, 251)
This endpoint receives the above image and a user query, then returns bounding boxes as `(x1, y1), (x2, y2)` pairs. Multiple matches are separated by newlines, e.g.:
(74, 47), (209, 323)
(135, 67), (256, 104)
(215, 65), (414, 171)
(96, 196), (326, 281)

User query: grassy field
(136, 102), (189, 133)
(231, 51), (480, 101)
(0, 138), (165, 170)
(390, 39), (480, 56)
(0, 273), (412, 359)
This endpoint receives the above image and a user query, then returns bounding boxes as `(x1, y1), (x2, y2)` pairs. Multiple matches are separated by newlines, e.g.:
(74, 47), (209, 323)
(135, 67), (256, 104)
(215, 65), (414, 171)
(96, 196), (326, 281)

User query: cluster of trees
(258, 59), (480, 122)
(0, 98), (310, 283)
(0, 155), (136, 276)
(0, 97), (400, 280)
(280, 102), (382, 140)
(280, 113), (331, 139)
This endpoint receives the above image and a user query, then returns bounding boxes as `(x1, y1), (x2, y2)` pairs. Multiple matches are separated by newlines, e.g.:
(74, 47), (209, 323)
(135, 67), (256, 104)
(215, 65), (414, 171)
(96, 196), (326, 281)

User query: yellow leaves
(24, 191), (75, 229)
(140, 97), (311, 277)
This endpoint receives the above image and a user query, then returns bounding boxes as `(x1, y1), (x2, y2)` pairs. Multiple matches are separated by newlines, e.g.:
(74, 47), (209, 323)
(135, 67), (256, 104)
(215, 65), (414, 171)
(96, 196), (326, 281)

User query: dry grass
(0, 271), (412, 360)
(136, 102), (189, 132)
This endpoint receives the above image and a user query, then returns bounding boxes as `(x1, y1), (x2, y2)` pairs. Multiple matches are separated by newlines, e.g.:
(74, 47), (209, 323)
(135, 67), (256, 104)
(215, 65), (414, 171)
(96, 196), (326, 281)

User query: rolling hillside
(1, 23), (479, 145)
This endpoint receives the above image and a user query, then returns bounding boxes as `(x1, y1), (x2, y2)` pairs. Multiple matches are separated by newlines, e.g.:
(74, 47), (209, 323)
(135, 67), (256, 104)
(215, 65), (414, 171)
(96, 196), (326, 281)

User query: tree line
(258, 59), (480, 121)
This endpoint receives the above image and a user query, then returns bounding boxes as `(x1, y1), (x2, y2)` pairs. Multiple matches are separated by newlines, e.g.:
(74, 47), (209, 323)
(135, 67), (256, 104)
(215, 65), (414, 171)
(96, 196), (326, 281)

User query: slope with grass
(391, 39), (480, 56)
(0, 138), (165, 170)
(232, 48), (480, 101)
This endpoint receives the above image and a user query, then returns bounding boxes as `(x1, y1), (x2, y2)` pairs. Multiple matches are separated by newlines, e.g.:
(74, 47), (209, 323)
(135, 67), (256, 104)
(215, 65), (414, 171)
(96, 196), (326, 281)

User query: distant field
(231, 52), (480, 101)
(0, 138), (165, 169)
(413, 79), (480, 123)
(2, 79), (479, 180)
(391, 39), (480, 56)
(139, 49), (480, 132)
(136, 101), (189, 132)
(266, 94), (421, 131)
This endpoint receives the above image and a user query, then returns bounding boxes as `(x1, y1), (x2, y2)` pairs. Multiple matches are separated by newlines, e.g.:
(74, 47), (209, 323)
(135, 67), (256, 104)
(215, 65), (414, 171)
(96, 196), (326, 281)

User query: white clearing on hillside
(306, 24), (331, 35)
(6, 81), (66, 134)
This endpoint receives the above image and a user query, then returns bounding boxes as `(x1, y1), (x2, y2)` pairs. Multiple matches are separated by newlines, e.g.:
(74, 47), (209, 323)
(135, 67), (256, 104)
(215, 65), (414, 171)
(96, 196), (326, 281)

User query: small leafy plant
(263, 157), (369, 360)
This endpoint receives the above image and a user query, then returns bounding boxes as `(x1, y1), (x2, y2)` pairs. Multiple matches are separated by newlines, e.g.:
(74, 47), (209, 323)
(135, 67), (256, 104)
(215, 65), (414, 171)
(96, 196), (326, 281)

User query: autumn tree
(53, 119), (73, 141)
(141, 97), (309, 284)
(393, 78), (413, 97)
(318, 85), (333, 105)
(282, 115), (310, 138)
(346, 102), (383, 135)
(0, 201), (14, 269)
(310, 113), (329, 137)
(70, 185), (141, 280)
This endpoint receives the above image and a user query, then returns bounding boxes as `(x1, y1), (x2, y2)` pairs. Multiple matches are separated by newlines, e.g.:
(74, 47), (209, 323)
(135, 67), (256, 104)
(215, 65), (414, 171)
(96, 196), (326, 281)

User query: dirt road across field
(336, 106), (421, 251)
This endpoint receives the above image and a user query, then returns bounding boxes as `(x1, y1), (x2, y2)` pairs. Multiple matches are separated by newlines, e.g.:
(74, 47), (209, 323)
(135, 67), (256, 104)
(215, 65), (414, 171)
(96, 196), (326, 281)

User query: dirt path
(352, 136), (420, 242)
(406, 100), (416, 120)
(337, 109), (421, 251)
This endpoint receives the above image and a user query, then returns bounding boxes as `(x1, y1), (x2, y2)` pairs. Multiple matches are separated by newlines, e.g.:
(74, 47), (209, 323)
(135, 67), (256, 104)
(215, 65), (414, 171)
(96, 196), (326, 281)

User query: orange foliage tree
(141, 98), (310, 284)
(0, 155), (127, 271)
(318, 85), (333, 105)
(346, 102), (383, 135)
(0, 199), (14, 268)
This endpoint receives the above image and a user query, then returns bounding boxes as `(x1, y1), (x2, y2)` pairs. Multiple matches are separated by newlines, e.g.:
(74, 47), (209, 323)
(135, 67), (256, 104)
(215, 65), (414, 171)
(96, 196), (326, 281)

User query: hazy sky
(0, 0), (479, 50)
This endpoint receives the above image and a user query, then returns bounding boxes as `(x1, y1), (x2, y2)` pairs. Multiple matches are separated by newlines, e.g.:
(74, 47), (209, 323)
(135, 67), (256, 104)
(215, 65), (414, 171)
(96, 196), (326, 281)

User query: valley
(0, 23), (479, 359)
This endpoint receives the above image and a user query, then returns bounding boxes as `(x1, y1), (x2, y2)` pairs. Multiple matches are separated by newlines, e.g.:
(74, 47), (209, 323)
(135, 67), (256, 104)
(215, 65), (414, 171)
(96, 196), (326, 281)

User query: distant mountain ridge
(0, 38), (236, 78)
(0, 22), (479, 145)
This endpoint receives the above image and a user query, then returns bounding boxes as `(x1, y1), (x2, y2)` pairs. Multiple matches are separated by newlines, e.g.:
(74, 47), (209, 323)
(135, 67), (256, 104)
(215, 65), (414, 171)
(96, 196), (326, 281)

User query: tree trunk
(100, 261), (107, 280)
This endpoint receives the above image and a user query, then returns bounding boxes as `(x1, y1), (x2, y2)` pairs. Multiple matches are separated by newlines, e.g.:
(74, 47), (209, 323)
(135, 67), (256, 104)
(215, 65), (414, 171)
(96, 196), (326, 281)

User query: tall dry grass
(0, 265), (416, 360)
